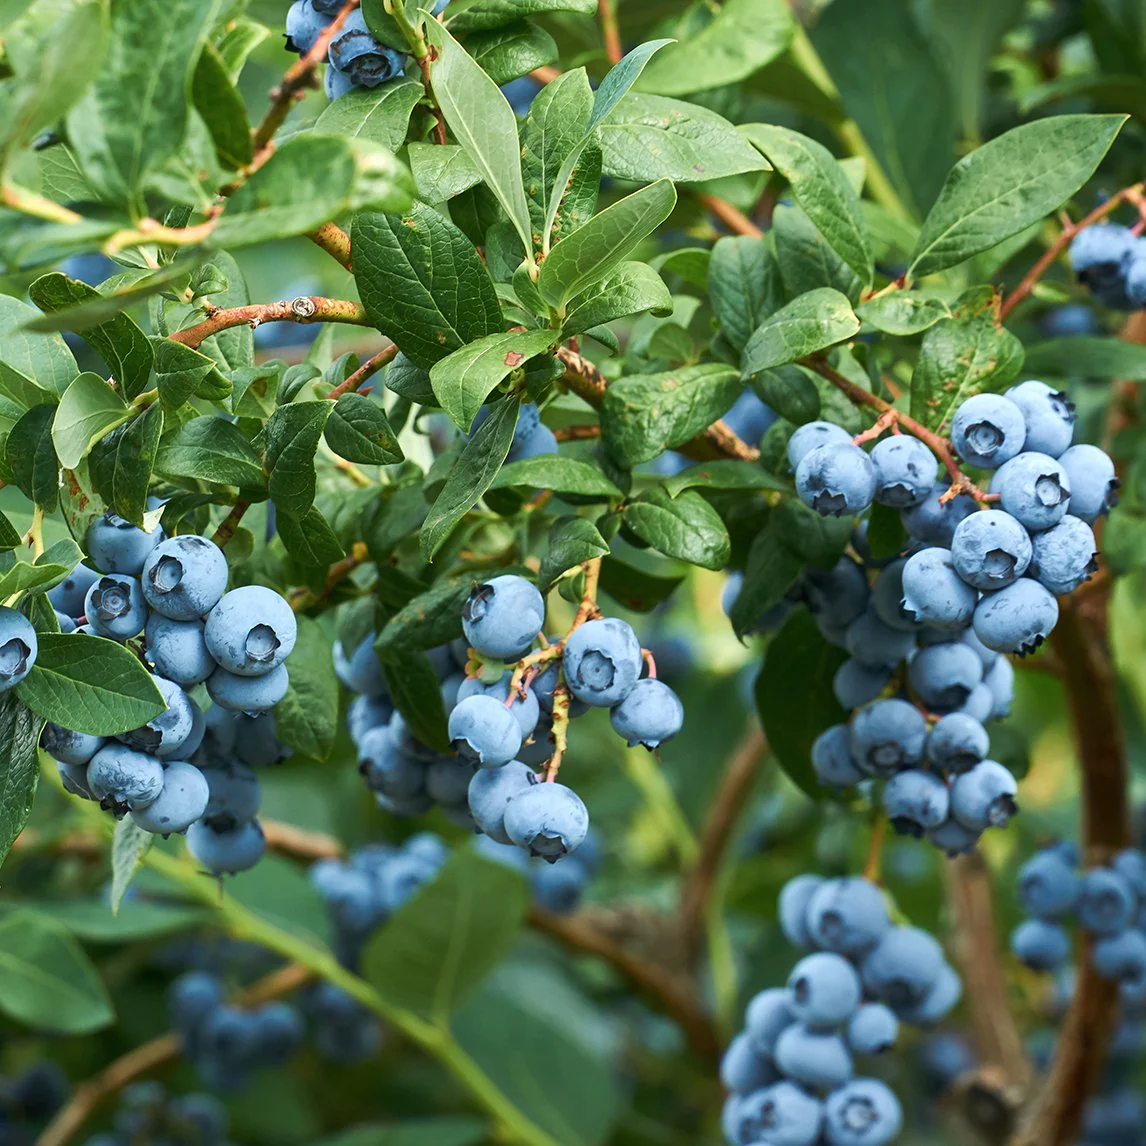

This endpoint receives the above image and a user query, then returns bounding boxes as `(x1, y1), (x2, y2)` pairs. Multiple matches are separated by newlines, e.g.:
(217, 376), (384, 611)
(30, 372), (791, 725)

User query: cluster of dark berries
(82, 1082), (228, 1146)
(722, 874), (961, 1146)
(167, 971), (303, 1092)
(1012, 843), (1146, 988)
(46, 513), (297, 875)
(285, 0), (447, 101)
(0, 1061), (67, 1144)
(1069, 222), (1146, 310)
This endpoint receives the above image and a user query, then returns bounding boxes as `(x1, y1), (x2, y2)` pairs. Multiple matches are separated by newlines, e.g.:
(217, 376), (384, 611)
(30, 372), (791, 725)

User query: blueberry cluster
(722, 874), (961, 1146)
(0, 1062), (67, 1144)
(1069, 222), (1146, 310)
(82, 1082), (229, 1146)
(1012, 843), (1146, 988)
(168, 971), (303, 1092)
(45, 515), (297, 875)
(285, 0), (447, 101)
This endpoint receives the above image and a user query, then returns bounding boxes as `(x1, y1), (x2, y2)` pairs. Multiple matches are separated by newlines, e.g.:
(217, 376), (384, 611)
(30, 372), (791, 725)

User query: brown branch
(529, 66), (560, 85)
(418, 54), (449, 145)
(36, 964), (312, 1146)
(327, 344), (397, 401)
(309, 222), (353, 272)
(262, 818), (345, 861)
(598, 0), (623, 64)
(679, 723), (767, 966)
(210, 500), (251, 549)
(556, 346), (759, 462)
(553, 424), (601, 442)
(696, 194), (764, 239)
(172, 297), (368, 351)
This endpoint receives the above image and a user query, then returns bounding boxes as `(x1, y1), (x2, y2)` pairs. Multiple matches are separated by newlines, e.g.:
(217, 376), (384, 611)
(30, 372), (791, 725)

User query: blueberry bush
(2, 1), (1146, 1145)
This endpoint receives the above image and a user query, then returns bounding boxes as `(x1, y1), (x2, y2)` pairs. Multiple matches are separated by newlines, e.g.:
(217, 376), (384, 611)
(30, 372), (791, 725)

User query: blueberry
(207, 664), (290, 713)
(849, 699), (927, 776)
(1005, 380), (1076, 457)
(920, 1034), (977, 1090)
(285, 0), (329, 54)
(333, 633), (388, 697)
(315, 864), (379, 936)
(905, 966), (963, 1028)
(951, 510), (1032, 591)
(861, 926), (944, 1012)
(187, 818), (266, 874)
(883, 769), (950, 836)
(720, 1031), (776, 1095)
(823, 1078), (902, 1146)
(972, 579), (1058, 655)
(169, 1093), (228, 1142)
(733, 1080), (823, 1146)
(1069, 224), (1136, 310)
(377, 851), (441, 912)
(927, 816), (982, 856)
(1042, 302), (1098, 337)
(787, 421), (852, 470)
(426, 757), (475, 804)
(774, 1025), (854, 1090)
(1029, 515), (1098, 594)
(449, 694), (522, 768)
(503, 781), (588, 862)
(120, 676), (194, 757)
(901, 481), (977, 546)
(358, 725), (427, 799)
(86, 512), (165, 575)
(843, 608), (915, 670)
(1077, 867), (1137, 934)
(463, 575), (545, 661)
(609, 678), (683, 748)
(1093, 929), (1146, 984)
(909, 642), (984, 712)
(950, 760), (1018, 831)
(962, 681), (996, 724)
(88, 744), (164, 812)
(870, 435), (938, 508)
(145, 615), (216, 686)
(348, 693), (393, 745)
(169, 970), (224, 1034)
(325, 62), (358, 99)
(501, 74), (542, 118)
(468, 761), (537, 844)
(1057, 444), (1119, 523)
(562, 617), (642, 707)
(1112, 848), (1146, 898)
(723, 390), (777, 448)
(205, 586), (297, 676)
(805, 878), (890, 956)
(744, 987), (795, 1057)
(870, 560), (920, 633)
(510, 422), (559, 462)
(990, 452), (1072, 531)
(1017, 847), (1080, 919)
(473, 401), (541, 449)
(950, 394), (1027, 468)
(57, 759), (94, 799)
(232, 711), (287, 768)
(130, 761), (210, 834)
(1082, 1091), (1146, 1145)
(48, 563), (100, 617)
(796, 443), (876, 517)
(900, 547), (978, 631)
(141, 535), (227, 621)
(787, 952), (862, 1028)
(531, 858), (590, 915)
(812, 724), (866, 789)
(845, 1003), (898, 1055)
(1011, 918), (1071, 972)
(328, 10), (407, 88)
(803, 558), (870, 628)
(779, 874), (824, 949)
(200, 759), (261, 829)
(10, 1062), (67, 1120)
(85, 574), (148, 640)
(926, 713), (989, 773)
(458, 673), (541, 738)
(832, 660), (891, 710)
(252, 1001), (304, 1065)
(42, 723), (104, 766)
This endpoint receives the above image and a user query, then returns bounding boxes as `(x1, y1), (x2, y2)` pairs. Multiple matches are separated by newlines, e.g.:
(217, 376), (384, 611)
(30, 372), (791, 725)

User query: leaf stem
(1, 183), (83, 224)
(210, 500), (251, 549)
(326, 344), (398, 400)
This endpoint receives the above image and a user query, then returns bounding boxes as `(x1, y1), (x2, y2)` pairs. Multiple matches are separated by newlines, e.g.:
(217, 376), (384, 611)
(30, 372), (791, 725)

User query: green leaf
(16, 632), (165, 736)
(601, 364), (741, 468)
(867, 502), (908, 561)
(353, 204), (502, 370)
(17, 899), (206, 943)
(598, 556), (684, 612)
(445, 0), (597, 32)
(0, 295), (77, 410)
(909, 287), (1025, 431)
(274, 615), (340, 761)
(599, 94), (769, 184)
(622, 488), (731, 570)
(376, 647), (450, 753)
(0, 694), (41, 869)
(909, 115), (1127, 278)
(708, 236), (783, 355)
(7, 404), (60, 512)
(466, 20), (557, 85)
(191, 42), (253, 170)
(491, 456), (622, 499)
(538, 180), (677, 308)
(0, 540), (83, 600)
(28, 274), (154, 399)
(538, 517), (609, 591)
(324, 393), (404, 466)
(92, 403), (163, 526)
(151, 338), (231, 411)
(742, 288), (860, 377)
(215, 16), (270, 80)
(51, 373), (130, 470)
(109, 818), (152, 915)
(754, 365), (821, 426)
(755, 608), (848, 800)
(729, 518), (804, 639)
(773, 499), (853, 566)
(855, 294), (952, 336)
(424, 19), (534, 255)
(420, 399), (518, 560)
(65, 0), (222, 204)
(772, 204), (862, 303)
(155, 417), (264, 489)
(1023, 336), (1146, 380)
(741, 124), (872, 285)
(0, 910), (113, 1032)
(563, 262), (672, 338)
(362, 850), (529, 1021)
(635, 0), (793, 95)
(314, 80), (423, 151)
(430, 331), (555, 431)
(309, 1117), (486, 1146)
(198, 253), (253, 373)
(664, 460), (788, 498)
(0, 514), (21, 552)
(377, 578), (475, 652)
(265, 402), (332, 516)
(278, 505), (345, 569)
(408, 143), (483, 202)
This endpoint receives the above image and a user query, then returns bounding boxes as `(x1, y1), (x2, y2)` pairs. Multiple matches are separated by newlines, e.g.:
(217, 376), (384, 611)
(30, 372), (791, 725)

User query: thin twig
(309, 222), (353, 271)
(862, 815), (886, 883)
(552, 424), (601, 442)
(598, 0), (623, 64)
(327, 344), (398, 401)
(210, 500), (251, 549)
(171, 297), (369, 352)
(696, 194), (764, 239)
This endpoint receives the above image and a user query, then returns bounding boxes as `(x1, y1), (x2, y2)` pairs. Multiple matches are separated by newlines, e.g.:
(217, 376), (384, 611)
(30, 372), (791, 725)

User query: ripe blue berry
(787, 952), (862, 1028)
(1018, 848), (1080, 918)
(804, 558), (870, 629)
(57, 760), (93, 799)
(951, 510), (1032, 590)
(88, 744), (164, 811)
(358, 725), (426, 800)
(950, 760), (1018, 831)
(86, 512), (165, 575)
(169, 970), (224, 1034)
(1069, 224), (1136, 310)
(823, 1079), (902, 1146)
(503, 781), (589, 862)
(905, 965), (963, 1026)
(1005, 380), (1076, 457)
(0, 606), (36, 691)
(849, 699), (927, 776)
(348, 693), (393, 745)
(457, 674), (540, 738)
(328, 11), (407, 88)
(48, 563), (100, 617)
(882, 770), (950, 836)
(951, 393), (1027, 468)
(870, 560), (919, 633)
(42, 723), (103, 767)
(1011, 918), (1071, 972)
(1057, 444), (1118, 523)
(908, 642), (984, 711)
(334, 633), (389, 697)
(449, 694), (522, 768)
(990, 452), (1072, 531)
(861, 926), (944, 1012)
(972, 579), (1059, 655)
(187, 819), (266, 874)
(120, 677), (193, 759)
(141, 535), (228, 621)
(787, 421), (852, 471)
(796, 443), (876, 517)
(1029, 515), (1098, 595)
(200, 760), (261, 830)
(843, 608), (915, 669)
(325, 63), (357, 99)
(900, 547), (977, 630)
(130, 761), (210, 835)
(207, 664), (289, 713)
(812, 724), (866, 789)
(285, 0), (329, 54)
(901, 481), (977, 545)
(1077, 868), (1137, 935)
(927, 816), (982, 856)
(774, 1025), (854, 1090)
(146, 615), (215, 687)
(779, 874), (824, 949)
(845, 1003), (898, 1055)
(723, 390), (777, 448)
(532, 857), (590, 915)
(734, 1080), (823, 1146)
(745, 987), (795, 1057)
(805, 878), (890, 957)
(870, 435), (938, 508)
(425, 757), (475, 805)
(1093, 929), (1146, 985)
(462, 575), (545, 661)
(86, 574), (148, 640)
(609, 678), (683, 748)
(719, 1032), (776, 1095)
(832, 660), (891, 710)
(563, 617), (642, 707)
(926, 713), (989, 773)
(205, 586), (297, 676)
